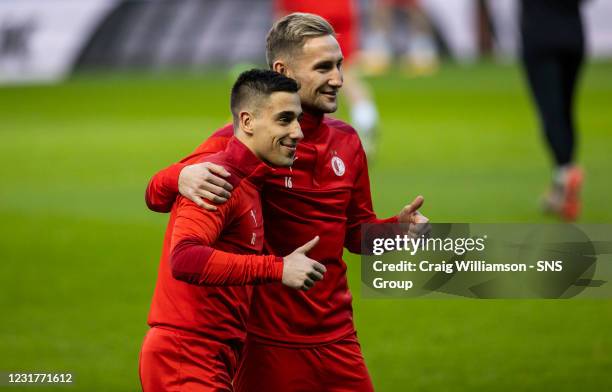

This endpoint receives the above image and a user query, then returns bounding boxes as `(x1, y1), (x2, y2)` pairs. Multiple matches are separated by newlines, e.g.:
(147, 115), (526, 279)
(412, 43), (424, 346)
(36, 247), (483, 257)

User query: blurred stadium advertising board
(0, 0), (118, 84)
(1, 0), (612, 85)
(419, 0), (612, 60)
(484, 0), (612, 59)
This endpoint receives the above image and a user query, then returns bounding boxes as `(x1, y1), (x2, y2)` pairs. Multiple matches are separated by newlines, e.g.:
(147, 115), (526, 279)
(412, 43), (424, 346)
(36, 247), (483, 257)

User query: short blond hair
(266, 13), (335, 68)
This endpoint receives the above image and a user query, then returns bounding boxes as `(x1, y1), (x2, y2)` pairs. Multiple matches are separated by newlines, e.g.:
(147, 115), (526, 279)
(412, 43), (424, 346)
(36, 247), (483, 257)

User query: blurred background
(1, 0), (611, 391)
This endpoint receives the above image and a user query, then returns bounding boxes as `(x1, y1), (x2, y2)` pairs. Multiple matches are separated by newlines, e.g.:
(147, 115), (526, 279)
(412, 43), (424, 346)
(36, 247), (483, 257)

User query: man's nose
(292, 123), (304, 141)
(329, 67), (343, 88)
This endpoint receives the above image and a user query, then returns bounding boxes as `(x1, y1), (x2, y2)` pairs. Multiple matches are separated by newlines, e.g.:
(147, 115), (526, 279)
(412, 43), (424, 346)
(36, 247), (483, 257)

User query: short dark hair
(230, 69), (299, 124)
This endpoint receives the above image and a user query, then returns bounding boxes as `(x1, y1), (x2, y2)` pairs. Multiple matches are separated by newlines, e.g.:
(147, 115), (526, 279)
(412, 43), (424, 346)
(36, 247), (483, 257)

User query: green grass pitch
(1, 62), (611, 391)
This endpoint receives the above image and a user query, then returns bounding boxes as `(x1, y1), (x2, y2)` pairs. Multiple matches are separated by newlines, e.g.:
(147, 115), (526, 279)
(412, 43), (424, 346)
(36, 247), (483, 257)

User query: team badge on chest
(331, 155), (345, 176)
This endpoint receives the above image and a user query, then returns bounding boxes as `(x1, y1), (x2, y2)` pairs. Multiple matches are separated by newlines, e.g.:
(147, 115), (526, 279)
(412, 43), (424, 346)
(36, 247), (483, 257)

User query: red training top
(147, 137), (283, 344)
(146, 112), (397, 346)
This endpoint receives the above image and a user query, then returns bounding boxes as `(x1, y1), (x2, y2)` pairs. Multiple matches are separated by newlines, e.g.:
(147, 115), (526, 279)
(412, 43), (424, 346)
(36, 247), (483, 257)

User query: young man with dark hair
(140, 69), (326, 392)
(145, 14), (429, 391)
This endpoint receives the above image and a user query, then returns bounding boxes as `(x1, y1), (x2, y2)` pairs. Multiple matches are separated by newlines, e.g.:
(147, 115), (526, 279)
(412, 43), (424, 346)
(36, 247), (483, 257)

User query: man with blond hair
(145, 13), (429, 391)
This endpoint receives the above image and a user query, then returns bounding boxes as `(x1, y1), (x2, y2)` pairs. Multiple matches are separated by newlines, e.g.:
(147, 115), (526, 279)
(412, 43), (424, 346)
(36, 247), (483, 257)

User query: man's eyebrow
(313, 57), (344, 69)
(275, 110), (298, 118)
(313, 60), (334, 68)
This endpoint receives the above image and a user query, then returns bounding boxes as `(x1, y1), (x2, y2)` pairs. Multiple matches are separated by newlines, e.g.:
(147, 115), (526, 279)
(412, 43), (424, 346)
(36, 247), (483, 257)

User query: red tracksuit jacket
(146, 112), (397, 346)
(147, 137), (283, 343)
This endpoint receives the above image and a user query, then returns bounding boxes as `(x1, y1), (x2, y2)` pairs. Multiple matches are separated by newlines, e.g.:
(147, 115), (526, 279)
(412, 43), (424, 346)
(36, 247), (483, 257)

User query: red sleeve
(170, 193), (284, 286)
(344, 145), (398, 254)
(145, 129), (233, 213)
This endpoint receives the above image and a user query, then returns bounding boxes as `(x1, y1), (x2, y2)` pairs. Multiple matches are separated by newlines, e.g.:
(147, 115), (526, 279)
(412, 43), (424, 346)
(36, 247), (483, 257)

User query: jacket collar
(299, 110), (326, 143)
(225, 137), (274, 188)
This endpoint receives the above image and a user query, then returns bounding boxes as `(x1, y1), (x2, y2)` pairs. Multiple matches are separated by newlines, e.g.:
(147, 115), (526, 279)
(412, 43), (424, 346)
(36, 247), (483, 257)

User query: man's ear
(272, 60), (289, 76)
(239, 111), (255, 136)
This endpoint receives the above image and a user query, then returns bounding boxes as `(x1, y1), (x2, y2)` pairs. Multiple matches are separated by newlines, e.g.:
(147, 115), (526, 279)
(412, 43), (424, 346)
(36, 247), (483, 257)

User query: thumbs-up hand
(398, 196), (431, 238)
(282, 236), (327, 291)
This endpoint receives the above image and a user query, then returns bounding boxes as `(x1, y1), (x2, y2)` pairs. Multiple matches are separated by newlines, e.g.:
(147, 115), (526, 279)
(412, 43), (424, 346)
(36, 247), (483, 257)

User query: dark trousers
(521, 45), (583, 167)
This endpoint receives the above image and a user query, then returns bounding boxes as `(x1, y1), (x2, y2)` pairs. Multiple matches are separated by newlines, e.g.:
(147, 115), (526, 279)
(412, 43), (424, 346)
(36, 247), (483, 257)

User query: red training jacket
(146, 112), (397, 346)
(147, 137), (283, 344)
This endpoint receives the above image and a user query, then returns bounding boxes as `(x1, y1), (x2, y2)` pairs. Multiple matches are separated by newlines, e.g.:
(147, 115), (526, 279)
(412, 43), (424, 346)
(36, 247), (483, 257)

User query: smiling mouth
(321, 91), (337, 98)
(280, 141), (297, 151)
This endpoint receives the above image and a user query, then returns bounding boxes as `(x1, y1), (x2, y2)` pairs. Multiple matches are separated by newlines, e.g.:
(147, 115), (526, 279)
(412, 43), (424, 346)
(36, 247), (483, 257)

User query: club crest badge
(331, 156), (345, 176)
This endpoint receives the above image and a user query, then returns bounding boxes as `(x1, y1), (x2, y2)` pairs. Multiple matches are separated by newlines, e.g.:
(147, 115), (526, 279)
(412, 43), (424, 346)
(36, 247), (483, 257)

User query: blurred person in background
(520, 0), (586, 221)
(361, 0), (439, 76)
(275, 0), (380, 156)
